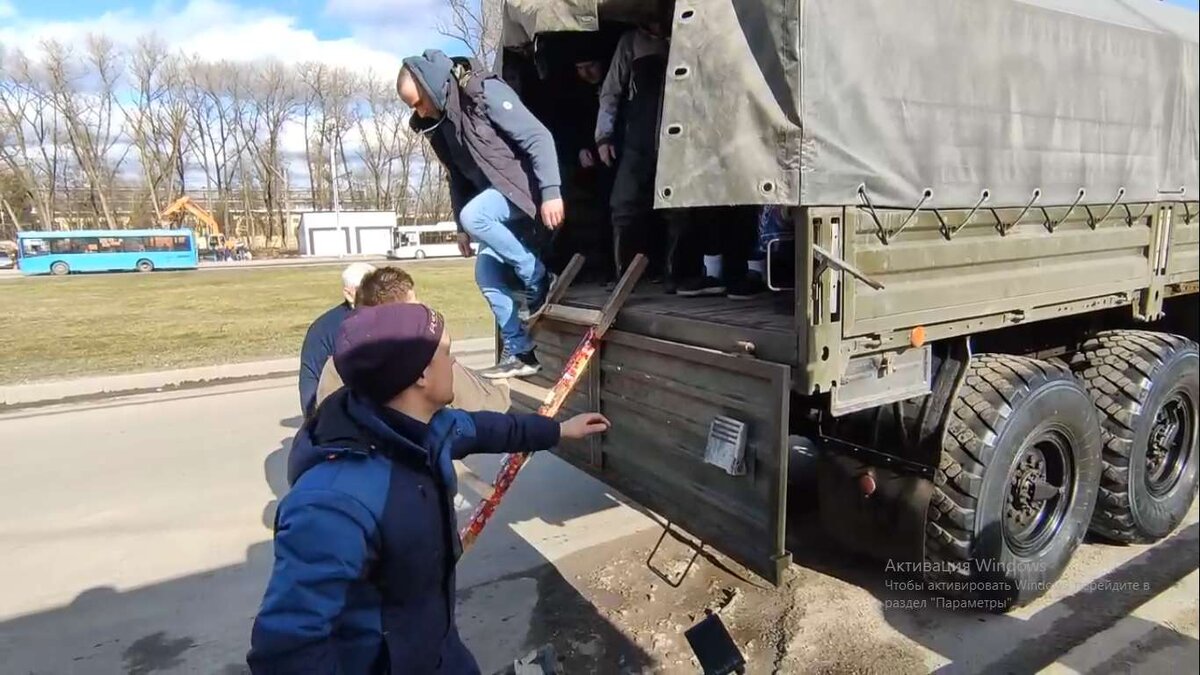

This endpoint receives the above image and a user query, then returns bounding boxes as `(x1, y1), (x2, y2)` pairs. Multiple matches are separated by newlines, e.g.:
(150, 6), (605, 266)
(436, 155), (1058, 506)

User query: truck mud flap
(512, 320), (793, 584)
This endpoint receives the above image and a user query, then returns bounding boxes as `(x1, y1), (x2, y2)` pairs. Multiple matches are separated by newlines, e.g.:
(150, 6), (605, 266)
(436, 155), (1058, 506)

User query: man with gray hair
(298, 262), (375, 417)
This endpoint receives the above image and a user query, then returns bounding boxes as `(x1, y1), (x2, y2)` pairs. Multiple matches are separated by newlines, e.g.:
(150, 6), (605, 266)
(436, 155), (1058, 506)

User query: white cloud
(325, 0), (467, 58)
(0, 0), (17, 20)
(326, 0), (443, 23)
(0, 0), (438, 74)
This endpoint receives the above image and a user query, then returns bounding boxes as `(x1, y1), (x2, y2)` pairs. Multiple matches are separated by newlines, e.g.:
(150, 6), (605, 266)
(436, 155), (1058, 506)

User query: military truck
(496, 0), (1199, 608)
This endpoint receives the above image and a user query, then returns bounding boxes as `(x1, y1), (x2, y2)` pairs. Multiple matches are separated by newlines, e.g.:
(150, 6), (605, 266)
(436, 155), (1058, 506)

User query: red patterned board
(459, 327), (601, 551)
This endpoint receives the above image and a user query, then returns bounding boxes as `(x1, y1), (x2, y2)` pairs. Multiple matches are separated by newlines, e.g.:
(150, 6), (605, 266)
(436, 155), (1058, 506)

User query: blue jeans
(460, 189), (545, 356)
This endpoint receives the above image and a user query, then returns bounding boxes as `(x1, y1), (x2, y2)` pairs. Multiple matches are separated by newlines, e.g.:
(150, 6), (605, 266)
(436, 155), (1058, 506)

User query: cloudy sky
(0, 0), (464, 73)
(2, 0), (1197, 70)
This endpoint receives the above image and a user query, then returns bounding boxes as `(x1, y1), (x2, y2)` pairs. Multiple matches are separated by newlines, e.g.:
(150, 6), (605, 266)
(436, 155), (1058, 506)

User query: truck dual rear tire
(925, 355), (1102, 609)
(1071, 331), (1199, 544)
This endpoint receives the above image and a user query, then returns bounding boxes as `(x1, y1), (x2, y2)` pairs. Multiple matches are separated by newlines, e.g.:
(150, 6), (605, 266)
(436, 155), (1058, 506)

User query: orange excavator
(159, 196), (235, 251)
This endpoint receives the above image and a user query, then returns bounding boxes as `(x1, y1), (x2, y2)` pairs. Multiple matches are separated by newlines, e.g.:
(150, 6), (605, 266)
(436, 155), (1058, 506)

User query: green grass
(0, 261), (491, 385)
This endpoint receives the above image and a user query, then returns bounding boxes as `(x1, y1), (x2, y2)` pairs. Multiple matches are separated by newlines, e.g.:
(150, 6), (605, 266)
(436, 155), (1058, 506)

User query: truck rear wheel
(1071, 331), (1199, 544)
(925, 355), (1102, 609)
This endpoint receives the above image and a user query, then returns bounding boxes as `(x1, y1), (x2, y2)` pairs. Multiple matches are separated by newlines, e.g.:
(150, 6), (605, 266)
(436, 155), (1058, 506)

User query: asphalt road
(0, 374), (1195, 673)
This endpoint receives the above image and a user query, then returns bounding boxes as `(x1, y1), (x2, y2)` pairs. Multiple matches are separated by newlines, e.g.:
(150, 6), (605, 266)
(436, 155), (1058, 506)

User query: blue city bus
(15, 229), (199, 276)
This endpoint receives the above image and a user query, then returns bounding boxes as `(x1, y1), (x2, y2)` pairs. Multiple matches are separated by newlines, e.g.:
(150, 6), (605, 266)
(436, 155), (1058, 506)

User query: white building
(298, 211), (396, 256)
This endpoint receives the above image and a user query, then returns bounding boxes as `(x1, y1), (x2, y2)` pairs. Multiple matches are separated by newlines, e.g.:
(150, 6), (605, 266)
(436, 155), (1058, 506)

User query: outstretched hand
(560, 413), (610, 440)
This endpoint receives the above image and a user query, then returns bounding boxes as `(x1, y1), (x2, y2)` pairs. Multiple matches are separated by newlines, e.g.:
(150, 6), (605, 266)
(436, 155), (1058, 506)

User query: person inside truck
(248, 302), (610, 674)
(397, 49), (564, 381)
(534, 32), (617, 283)
(673, 205), (768, 299)
(597, 16), (671, 286)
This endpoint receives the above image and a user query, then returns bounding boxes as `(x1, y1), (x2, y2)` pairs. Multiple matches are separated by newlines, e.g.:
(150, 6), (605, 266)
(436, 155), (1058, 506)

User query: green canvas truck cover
(501, 0), (1199, 211)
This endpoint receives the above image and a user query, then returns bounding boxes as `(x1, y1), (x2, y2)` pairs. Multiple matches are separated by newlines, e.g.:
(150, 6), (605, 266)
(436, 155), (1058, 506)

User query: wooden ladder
(459, 253), (648, 552)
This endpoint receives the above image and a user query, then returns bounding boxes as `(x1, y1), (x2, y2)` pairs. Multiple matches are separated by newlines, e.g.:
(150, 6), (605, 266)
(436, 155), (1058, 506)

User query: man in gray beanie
(250, 303), (609, 674)
(397, 49), (562, 380)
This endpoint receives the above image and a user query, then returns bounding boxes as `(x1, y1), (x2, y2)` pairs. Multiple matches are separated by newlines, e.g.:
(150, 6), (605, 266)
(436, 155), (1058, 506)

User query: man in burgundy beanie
(250, 302), (610, 674)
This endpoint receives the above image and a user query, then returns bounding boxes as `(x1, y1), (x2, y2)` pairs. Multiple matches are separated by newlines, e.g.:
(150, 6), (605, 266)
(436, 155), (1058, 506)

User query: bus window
(420, 231), (459, 246)
(50, 238), (100, 254)
(21, 239), (49, 257)
(98, 237), (126, 253)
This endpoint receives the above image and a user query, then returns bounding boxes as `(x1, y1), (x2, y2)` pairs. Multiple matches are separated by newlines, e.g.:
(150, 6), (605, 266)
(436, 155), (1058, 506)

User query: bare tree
(0, 168), (31, 236)
(2, 33), (448, 239)
(242, 60), (298, 242)
(0, 47), (63, 229)
(129, 37), (191, 220)
(355, 72), (417, 211)
(184, 59), (253, 233)
(43, 36), (130, 229)
(297, 63), (358, 211)
(438, 0), (505, 66)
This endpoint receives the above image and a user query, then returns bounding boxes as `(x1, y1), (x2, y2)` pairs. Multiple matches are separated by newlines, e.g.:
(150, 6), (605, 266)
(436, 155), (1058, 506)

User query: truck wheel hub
(1146, 392), (1194, 498)
(1004, 436), (1071, 555)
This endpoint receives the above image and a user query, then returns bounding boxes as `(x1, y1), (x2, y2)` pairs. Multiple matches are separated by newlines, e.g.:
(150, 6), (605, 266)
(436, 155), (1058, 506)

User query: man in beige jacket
(313, 266), (510, 414)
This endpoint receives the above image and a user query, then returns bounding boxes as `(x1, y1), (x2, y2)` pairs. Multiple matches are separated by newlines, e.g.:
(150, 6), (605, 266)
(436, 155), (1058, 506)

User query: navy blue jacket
(248, 388), (560, 674)
(299, 303), (352, 418)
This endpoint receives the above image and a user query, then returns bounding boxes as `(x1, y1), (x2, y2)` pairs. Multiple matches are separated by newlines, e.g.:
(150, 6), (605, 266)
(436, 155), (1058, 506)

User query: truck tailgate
(511, 319), (793, 584)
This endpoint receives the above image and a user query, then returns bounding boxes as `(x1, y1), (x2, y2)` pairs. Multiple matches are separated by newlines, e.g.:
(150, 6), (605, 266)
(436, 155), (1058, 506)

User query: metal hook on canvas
(888, 188), (934, 243)
(941, 189), (990, 240)
(999, 189), (1041, 235)
(1048, 188), (1086, 233)
(856, 183), (888, 244)
(1085, 186), (1125, 229)
(1122, 202), (1152, 227)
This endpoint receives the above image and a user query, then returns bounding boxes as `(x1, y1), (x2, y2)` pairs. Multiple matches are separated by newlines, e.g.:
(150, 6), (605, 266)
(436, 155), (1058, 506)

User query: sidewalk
(0, 337), (495, 409)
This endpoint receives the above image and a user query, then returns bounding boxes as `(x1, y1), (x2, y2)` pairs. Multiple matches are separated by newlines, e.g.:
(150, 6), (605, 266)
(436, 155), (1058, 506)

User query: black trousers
(665, 205), (758, 284)
(610, 145), (664, 278)
(610, 54), (669, 280)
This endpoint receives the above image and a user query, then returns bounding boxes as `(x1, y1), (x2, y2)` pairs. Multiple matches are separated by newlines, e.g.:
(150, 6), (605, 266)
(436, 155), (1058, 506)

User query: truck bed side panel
(842, 209), (1158, 337)
(512, 322), (793, 584)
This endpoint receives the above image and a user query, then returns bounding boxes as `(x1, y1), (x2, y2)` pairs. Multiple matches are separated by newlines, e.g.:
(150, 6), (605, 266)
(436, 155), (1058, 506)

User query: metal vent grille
(704, 416), (748, 476)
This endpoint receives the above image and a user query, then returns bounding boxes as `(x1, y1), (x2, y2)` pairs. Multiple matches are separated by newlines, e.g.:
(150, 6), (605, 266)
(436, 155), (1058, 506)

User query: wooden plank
(546, 254), (585, 305)
(525, 253), (585, 331)
(597, 254), (649, 337)
(541, 305), (603, 327)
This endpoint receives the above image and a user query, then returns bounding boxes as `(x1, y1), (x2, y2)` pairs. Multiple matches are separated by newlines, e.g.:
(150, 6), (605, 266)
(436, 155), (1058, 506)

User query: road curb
(0, 337), (495, 411)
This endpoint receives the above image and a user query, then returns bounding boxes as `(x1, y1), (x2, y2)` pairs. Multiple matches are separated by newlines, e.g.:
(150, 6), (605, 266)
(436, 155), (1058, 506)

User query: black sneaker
(663, 278), (678, 295)
(480, 351), (542, 380)
(677, 276), (726, 297)
(727, 273), (766, 300)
